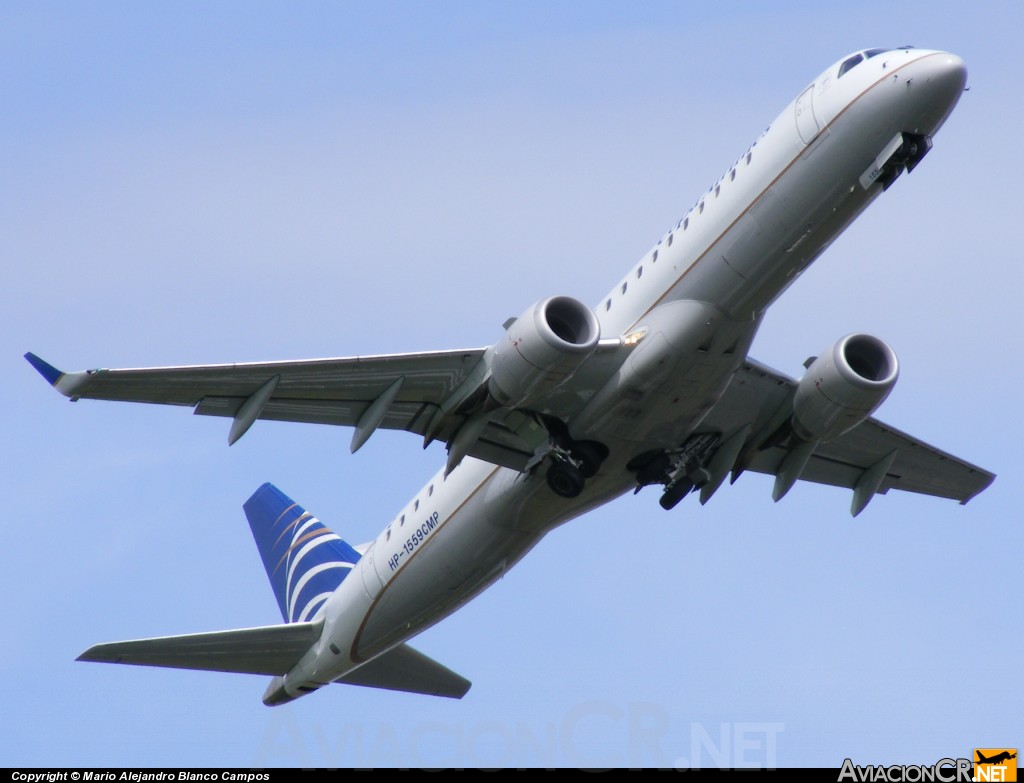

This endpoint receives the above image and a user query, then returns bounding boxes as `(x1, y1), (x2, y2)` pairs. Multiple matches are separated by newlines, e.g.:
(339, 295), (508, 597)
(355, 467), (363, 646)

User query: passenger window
(428, 484), (434, 496)
(652, 249), (658, 262)
(715, 185), (720, 198)
(683, 217), (689, 230)
(637, 266), (643, 279)
(667, 233), (673, 247)
(746, 152), (752, 165)
(838, 53), (864, 78)
(621, 282), (627, 295)
(730, 168), (736, 181)
(605, 299), (612, 311)
(414, 499), (419, 511)
(400, 514), (405, 526)
(699, 201), (705, 214)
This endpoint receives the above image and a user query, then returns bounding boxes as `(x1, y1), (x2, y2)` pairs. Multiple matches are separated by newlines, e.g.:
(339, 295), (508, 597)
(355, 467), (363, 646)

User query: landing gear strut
(572, 440), (608, 479)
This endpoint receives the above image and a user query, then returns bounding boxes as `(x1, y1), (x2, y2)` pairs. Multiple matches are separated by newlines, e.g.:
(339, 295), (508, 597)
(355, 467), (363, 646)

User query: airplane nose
(930, 52), (968, 96)
(922, 52), (967, 109)
(904, 51), (967, 134)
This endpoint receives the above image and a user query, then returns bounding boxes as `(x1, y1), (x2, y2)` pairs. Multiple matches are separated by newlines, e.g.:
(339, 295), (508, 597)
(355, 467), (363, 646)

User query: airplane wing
(28, 350), (994, 512)
(25, 349), (550, 471)
(700, 358), (995, 513)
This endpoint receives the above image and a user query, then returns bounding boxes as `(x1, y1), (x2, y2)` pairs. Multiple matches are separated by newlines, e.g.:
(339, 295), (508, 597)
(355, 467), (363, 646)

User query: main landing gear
(546, 440), (609, 498)
(541, 416), (610, 498)
(627, 432), (720, 510)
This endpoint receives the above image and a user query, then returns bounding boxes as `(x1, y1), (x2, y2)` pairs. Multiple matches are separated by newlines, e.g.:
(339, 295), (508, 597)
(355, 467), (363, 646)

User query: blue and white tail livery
(77, 483), (471, 703)
(243, 483), (361, 624)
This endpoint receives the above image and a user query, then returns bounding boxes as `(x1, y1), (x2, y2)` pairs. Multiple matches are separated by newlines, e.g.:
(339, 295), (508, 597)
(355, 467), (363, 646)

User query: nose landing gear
(872, 132), (932, 190)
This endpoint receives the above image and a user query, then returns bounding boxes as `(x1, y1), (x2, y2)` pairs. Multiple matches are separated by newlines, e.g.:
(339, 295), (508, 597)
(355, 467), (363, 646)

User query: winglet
(24, 352), (64, 386)
(24, 353), (91, 399)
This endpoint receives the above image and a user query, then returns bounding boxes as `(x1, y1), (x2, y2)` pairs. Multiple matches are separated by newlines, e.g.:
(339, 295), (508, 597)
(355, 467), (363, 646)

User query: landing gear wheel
(659, 478), (694, 510)
(547, 460), (585, 498)
(572, 440), (609, 479)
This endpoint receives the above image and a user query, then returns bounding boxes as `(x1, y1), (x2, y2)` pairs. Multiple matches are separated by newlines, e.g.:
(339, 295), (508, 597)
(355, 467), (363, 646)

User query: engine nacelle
(489, 295), (601, 409)
(792, 334), (899, 442)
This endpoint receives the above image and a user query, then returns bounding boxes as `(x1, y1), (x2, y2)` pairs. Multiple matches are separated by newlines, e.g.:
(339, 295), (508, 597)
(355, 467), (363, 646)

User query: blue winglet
(24, 352), (64, 386)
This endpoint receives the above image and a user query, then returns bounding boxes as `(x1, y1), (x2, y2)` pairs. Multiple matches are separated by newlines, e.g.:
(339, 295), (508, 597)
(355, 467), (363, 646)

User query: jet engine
(792, 333), (899, 442)
(489, 296), (601, 409)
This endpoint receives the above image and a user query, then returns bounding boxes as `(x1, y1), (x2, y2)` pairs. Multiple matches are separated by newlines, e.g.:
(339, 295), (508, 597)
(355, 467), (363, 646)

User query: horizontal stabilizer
(78, 621), (470, 699)
(77, 620), (321, 676)
(340, 643), (471, 699)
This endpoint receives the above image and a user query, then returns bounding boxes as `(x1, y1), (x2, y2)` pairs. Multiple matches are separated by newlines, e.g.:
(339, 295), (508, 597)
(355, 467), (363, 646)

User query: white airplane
(28, 46), (994, 705)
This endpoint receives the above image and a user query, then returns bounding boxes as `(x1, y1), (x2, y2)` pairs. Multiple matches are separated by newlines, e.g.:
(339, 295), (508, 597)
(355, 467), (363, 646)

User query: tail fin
(243, 483), (361, 624)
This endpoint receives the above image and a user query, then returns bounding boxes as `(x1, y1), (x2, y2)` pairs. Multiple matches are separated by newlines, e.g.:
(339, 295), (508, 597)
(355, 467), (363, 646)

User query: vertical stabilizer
(243, 483), (361, 624)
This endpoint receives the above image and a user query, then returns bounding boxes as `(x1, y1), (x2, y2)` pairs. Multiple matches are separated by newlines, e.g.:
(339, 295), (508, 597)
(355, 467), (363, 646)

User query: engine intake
(792, 333), (899, 442)
(489, 296), (600, 409)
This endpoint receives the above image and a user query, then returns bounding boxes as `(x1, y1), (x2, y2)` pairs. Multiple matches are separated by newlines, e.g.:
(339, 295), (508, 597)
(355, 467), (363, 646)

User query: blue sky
(4, 0), (1021, 768)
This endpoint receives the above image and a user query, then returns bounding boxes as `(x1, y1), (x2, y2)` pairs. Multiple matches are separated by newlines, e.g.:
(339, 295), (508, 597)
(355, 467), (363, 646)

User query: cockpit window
(838, 53), (863, 78)
(864, 48), (889, 59)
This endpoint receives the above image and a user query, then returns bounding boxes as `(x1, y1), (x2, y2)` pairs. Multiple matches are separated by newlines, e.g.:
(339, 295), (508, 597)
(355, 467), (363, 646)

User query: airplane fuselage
(268, 48), (969, 701)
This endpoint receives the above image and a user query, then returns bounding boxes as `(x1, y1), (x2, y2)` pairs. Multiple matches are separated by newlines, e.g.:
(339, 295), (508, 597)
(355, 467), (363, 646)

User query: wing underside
(703, 359), (994, 506)
(27, 350), (993, 507)
(27, 349), (549, 472)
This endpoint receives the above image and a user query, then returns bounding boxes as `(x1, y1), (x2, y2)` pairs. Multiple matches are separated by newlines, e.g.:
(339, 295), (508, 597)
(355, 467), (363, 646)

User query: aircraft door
(359, 542), (384, 599)
(795, 85), (820, 145)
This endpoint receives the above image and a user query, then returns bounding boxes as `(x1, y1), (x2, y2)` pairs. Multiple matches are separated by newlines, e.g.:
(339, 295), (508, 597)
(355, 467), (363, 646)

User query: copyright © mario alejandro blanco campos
(11, 773), (270, 782)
